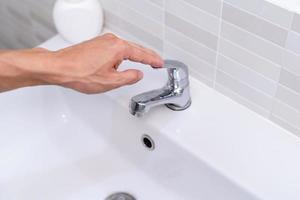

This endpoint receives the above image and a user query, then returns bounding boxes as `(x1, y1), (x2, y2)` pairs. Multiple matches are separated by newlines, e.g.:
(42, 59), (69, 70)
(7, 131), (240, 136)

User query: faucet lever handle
(163, 60), (189, 82)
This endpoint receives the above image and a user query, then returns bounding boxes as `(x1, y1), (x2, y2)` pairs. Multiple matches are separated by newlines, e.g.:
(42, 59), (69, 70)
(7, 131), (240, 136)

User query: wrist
(0, 48), (56, 91)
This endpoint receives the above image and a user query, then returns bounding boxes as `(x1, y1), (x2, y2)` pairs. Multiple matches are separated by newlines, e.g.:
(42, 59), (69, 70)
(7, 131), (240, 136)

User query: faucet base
(165, 99), (192, 111)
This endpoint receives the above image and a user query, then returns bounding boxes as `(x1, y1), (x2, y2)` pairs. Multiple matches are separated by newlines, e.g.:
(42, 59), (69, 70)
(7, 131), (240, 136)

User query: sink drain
(105, 192), (136, 200)
(141, 134), (155, 151)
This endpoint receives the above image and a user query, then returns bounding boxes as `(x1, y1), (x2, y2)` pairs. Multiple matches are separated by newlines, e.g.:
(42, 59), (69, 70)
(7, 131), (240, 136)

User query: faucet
(130, 60), (191, 117)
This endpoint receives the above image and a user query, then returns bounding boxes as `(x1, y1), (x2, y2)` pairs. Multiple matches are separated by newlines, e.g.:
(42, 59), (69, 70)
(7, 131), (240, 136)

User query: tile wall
(0, 0), (299, 136)
(102, 0), (300, 136)
(0, 0), (56, 49)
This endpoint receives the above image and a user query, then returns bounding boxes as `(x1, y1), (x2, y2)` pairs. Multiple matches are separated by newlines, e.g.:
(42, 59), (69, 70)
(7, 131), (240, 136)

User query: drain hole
(141, 134), (155, 151)
(105, 192), (136, 200)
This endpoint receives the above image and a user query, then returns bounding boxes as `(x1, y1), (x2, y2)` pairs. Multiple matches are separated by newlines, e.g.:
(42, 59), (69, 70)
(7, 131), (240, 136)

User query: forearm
(0, 48), (54, 92)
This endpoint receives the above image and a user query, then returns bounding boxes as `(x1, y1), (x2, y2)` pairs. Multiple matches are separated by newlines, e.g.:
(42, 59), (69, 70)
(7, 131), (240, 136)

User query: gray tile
(216, 70), (273, 111)
(270, 114), (300, 136)
(165, 12), (218, 50)
(224, 0), (293, 28)
(166, 0), (220, 35)
(105, 11), (163, 51)
(30, 10), (56, 33)
(106, 23), (163, 55)
(276, 85), (300, 111)
(165, 27), (217, 65)
(222, 3), (288, 47)
(149, 0), (163, 7)
(279, 69), (300, 94)
(102, 0), (163, 39)
(221, 21), (284, 65)
(184, 0), (222, 17)
(272, 99), (300, 130)
(217, 55), (277, 96)
(292, 14), (300, 34)
(219, 38), (281, 81)
(121, 0), (163, 22)
(6, 5), (31, 26)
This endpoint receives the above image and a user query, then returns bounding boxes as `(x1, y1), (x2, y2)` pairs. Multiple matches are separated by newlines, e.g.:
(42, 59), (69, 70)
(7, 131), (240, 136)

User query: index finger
(122, 42), (164, 68)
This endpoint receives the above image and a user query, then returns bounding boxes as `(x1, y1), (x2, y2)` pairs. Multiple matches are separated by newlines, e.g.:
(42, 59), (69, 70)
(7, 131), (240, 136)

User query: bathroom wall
(102, 0), (300, 136)
(0, 0), (299, 136)
(0, 0), (56, 49)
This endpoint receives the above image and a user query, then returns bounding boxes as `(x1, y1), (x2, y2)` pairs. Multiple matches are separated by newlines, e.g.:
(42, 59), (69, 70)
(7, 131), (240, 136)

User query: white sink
(1, 35), (300, 200)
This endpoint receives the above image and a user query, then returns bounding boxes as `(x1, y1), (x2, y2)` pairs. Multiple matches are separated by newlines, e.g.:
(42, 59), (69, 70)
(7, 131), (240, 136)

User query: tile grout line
(215, 82), (271, 117)
(218, 53), (278, 92)
(165, 26), (217, 63)
(105, 10), (163, 46)
(163, 0), (166, 59)
(165, 10), (219, 41)
(271, 112), (300, 132)
(213, 1), (224, 88)
(104, 0), (164, 39)
(164, 41), (215, 69)
(165, 41), (215, 82)
(269, 11), (296, 120)
(221, 19), (286, 53)
(223, 1), (290, 31)
(221, 37), (281, 73)
(180, 0), (220, 20)
(217, 68), (274, 100)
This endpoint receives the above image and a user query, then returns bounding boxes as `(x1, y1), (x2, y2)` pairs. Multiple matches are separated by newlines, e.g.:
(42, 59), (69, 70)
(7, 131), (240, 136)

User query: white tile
(217, 55), (277, 96)
(219, 38), (281, 81)
(166, 0), (220, 35)
(286, 31), (300, 55)
(260, 1), (293, 28)
(216, 70), (274, 110)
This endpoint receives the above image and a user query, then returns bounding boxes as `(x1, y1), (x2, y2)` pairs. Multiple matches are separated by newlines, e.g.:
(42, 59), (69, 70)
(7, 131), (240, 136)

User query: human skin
(0, 33), (163, 94)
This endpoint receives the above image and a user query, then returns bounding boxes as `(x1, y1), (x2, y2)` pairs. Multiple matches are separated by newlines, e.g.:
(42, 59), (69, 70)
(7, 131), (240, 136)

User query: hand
(0, 33), (163, 93)
(47, 33), (163, 94)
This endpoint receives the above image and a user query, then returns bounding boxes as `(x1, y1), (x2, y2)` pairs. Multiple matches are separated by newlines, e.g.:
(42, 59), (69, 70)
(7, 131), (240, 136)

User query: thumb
(116, 69), (144, 86)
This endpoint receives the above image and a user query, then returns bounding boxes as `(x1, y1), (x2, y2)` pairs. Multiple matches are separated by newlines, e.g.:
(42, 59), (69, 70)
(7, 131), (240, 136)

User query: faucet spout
(129, 60), (191, 117)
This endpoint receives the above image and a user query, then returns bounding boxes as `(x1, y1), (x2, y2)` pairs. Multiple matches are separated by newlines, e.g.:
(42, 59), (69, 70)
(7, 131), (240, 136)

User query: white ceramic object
(53, 0), (103, 44)
(1, 35), (300, 200)
(266, 0), (300, 13)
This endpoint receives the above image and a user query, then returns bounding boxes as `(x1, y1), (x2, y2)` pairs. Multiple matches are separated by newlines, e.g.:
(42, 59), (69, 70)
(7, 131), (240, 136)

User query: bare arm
(0, 33), (163, 94)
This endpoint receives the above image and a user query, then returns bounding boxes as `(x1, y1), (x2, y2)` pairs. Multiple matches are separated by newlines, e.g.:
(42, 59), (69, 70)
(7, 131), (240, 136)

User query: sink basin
(1, 35), (300, 200)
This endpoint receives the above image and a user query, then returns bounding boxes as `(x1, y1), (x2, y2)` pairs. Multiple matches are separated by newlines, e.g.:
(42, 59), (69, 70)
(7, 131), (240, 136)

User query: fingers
(122, 41), (164, 68)
(112, 69), (144, 88)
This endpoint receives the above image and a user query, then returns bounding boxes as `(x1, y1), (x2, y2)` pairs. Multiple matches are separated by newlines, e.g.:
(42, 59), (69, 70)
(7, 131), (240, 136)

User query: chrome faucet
(130, 60), (191, 117)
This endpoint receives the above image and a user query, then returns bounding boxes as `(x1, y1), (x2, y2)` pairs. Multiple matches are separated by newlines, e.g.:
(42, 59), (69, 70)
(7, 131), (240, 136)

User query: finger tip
(151, 59), (164, 68)
(137, 70), (144, 80)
